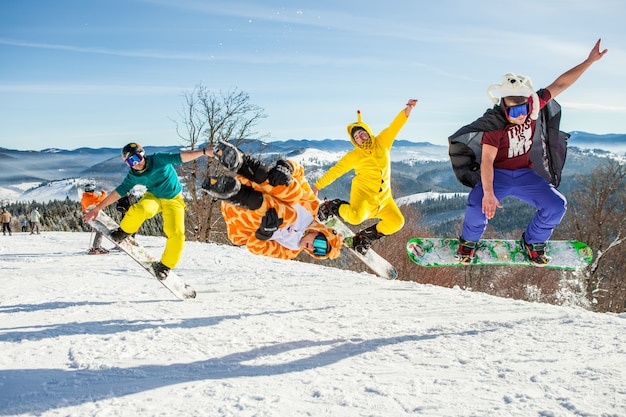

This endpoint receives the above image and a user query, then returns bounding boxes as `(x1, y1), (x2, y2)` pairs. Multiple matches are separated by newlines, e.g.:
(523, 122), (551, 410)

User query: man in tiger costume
(202, 141), (343, 261)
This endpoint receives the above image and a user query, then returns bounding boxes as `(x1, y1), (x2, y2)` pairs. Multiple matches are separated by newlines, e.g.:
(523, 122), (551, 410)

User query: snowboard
(88, 210), (196, 300)
(406, 237), (593, 271)
(322, 217), (398, 280)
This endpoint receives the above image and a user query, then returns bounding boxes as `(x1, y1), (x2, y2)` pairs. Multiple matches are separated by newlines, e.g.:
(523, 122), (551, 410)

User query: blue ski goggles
(312, 233), (329, 256)
(125, 153), (144, 168)
(506, 102), (529, 119)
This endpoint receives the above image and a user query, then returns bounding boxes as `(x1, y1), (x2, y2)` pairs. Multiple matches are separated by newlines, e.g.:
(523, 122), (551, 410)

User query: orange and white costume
(221, 161), (343, 260)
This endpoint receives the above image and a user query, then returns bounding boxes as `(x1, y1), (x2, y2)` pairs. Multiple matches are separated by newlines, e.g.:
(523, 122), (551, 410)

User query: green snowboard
(406, 237), (593, 270)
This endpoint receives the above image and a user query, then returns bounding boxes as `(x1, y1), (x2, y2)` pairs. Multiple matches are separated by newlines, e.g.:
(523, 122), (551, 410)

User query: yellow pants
(120, 192), (187, 269)
(338, 185), (404, 236)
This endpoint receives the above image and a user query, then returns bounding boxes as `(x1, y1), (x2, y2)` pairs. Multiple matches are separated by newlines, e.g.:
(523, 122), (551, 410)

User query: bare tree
(174, 85), (267, 243)
(561, 159), (626, 312)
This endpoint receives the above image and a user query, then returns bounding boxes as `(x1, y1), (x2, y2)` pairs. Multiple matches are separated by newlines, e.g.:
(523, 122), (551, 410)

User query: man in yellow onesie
(313, 99), (417, 254)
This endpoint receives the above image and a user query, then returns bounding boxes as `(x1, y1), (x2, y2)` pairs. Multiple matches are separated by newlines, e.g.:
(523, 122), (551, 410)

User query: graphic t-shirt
(481, 89), (551, 170)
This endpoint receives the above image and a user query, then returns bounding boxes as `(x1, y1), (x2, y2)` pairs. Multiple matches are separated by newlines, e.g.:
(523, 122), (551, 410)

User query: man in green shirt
(83, 143), (206, 279)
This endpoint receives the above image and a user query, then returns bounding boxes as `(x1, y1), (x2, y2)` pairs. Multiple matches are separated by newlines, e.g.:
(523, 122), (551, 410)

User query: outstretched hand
(587, 38), (608, 64)
(405, 99), (418, 116)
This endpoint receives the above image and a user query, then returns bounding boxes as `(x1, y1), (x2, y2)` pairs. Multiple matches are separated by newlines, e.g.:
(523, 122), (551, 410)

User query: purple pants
(461, 168), (567, 244)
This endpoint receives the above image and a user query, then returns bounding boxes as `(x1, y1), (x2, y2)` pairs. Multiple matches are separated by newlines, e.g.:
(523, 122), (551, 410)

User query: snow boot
(202, 176), (263, 210)
(351, 224), (384, 255)
(153, 261), (170, 280)
(110, 228), (131, 243)
(214, 141), (270, 184)
(521, 232), (550, 266)
(202, 176), (241, 199)
(455, 237), (477, 264)
(317, 198), (348, 222)
(214, 141), (244, 171)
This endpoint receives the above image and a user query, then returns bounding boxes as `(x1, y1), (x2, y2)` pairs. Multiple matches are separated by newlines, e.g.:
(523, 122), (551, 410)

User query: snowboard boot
(455, 237), (478, 264)
(202, 175), (241, 199)
(153, 261), (170, 280)
(317, 198), (348, 222)
(213, 141), (271, 184)
(214, 141), (244, 171)
(202, 176), (263, 210)
(267, 159), (294, 186)
(351, 225), (384, 255)
(521, 232), (550, 266)
(110, 228), (131, 243)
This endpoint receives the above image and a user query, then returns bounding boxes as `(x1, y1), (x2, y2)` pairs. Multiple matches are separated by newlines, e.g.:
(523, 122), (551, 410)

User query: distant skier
(30, 208), (42, 234)
(82, 143), (206, 279)
(202, 141), (343, 261)
(1, 208), (12, 236)
(81, 182), (109, 254)
(312, 99), (417, 254)
(450, 39), (607, 265)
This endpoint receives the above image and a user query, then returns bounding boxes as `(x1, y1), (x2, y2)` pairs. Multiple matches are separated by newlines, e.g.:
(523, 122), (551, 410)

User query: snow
(396, 192), (467, 206)
(268, 145), (448, 168)
(9, 182), (41, 192)
(1, 232), (625, 417)
(284, 149), (345, 166)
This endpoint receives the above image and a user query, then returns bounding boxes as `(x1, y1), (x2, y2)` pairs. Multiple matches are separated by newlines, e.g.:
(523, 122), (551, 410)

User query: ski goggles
(506, 102), (530, 119)
(125, 153), (144, 167)
(312, 233), (329, 256)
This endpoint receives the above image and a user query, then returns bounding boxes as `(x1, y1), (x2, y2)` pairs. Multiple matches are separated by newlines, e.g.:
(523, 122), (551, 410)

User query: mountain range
(0, 131), (624, 204)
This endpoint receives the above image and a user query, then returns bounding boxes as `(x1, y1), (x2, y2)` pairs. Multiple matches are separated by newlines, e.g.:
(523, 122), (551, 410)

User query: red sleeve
(481, 130), (501, 148)
(538, 88), (551, 110)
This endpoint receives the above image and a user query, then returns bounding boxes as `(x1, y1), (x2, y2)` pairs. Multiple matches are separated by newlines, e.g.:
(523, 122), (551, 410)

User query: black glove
(255, 208), (284, 240)
(268, 160), (293, 186)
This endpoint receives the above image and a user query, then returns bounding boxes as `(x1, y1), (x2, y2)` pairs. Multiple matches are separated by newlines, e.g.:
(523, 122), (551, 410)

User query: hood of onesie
(303, 222), (343, 260)
(346, 110), (376, 150)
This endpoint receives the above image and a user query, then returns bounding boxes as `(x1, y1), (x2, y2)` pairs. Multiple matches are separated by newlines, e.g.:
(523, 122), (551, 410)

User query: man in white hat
(451, 39), (607, 265)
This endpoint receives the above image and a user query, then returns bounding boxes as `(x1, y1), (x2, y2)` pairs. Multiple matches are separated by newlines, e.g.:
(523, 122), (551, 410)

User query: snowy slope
(395, 192), (467, 206)
(0, 232), (625, 417)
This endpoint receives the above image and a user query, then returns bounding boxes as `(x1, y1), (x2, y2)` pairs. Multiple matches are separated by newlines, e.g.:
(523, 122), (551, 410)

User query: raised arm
(180, 148), (207, 163)
(545, 38), (607, 99)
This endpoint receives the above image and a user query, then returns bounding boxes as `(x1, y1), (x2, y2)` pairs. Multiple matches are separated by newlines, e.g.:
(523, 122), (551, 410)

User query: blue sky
(1, 0), (624, 151)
